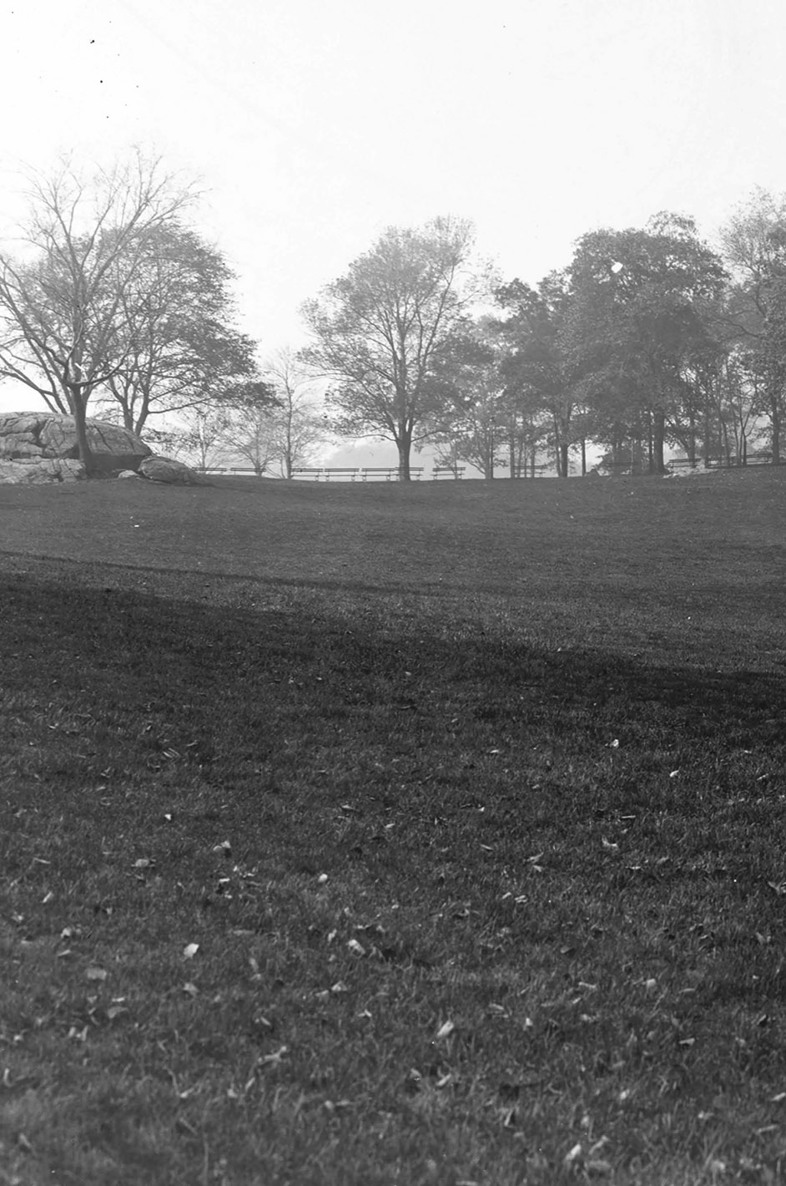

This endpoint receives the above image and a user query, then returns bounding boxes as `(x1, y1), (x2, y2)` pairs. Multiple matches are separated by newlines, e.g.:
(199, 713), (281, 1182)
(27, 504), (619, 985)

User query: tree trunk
(580, 437), (587, 476)
(771, 394), (781, 464)
(687, 409), (696, 466)
(652, 410), (666, 474)
(70, 390), (96, 478)
(559, 441), (569, 478)
(396, 433), (412, 481)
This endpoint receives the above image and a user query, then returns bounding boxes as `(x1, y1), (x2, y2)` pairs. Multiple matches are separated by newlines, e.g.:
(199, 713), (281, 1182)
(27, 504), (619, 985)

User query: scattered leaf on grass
(106, 1005), (128, 1020)
(259, 1045), (288, 1067)
(770, 1091), (786, 1102)
(182, 983), (199, 997)
(175, 1117), (199, 1137)
(601, 838), (619, 852)
(133, 858), (154, 869)
(212, 840), (232, 856)
(317, 873), (328, 884)
(435, 1019), (456, 1040)
(330, 981), (349, 995)
(347, 939), (365, 956)
(564, 1143), (583, 1167)
(183, 943), (200, 960)
(85, 967), (107, 982)
(324, 1098), (352, 1113)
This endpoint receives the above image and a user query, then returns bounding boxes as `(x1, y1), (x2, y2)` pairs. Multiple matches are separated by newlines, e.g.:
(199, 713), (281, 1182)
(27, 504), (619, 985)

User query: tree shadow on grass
(3, 569), (785, 755)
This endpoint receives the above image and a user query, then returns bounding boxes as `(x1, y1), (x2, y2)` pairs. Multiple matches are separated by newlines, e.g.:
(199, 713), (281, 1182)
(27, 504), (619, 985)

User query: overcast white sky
(1, 0), (785, 421)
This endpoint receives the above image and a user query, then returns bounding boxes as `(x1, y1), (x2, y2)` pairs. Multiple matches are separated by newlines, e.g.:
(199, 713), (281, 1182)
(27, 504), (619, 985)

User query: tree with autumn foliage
(301, 217), (486, 480)
(563, 213), (726, 474)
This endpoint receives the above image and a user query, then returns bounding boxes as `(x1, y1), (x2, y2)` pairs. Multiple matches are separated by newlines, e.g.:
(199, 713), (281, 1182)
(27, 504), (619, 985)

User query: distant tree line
(2, 153), (786, 479)
(302, 193), (786, 478)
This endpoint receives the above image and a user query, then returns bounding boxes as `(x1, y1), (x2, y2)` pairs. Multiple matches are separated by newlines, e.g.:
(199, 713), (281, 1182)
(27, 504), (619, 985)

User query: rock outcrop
(0, 412), (152, 482)
(0, 457), (86, 484)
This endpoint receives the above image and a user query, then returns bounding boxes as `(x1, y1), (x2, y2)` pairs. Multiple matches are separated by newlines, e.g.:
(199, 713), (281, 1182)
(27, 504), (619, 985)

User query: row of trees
(2, 152), (785, 480)
(303, 195), (786, 478)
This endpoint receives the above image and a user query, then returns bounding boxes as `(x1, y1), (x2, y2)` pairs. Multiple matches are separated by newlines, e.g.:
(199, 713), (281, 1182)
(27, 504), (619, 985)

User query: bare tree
(170, 405), (235, 472)
(264, 348), (328, 477)
(0, 152), (193, 473)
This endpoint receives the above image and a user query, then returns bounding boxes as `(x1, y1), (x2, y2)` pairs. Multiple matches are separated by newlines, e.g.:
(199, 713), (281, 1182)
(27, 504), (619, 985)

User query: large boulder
(0, 412), (152, 481)
(0, 457), (86, 484)
(137, 455), (202, 485)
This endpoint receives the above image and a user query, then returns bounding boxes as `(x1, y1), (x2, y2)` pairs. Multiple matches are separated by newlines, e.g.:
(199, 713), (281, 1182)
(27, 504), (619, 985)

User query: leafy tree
(429, 322), (509, 479)
(719, 188), (786, 462)
(92, 222), (259, 435)
(0, 153), (192, 474)
(301, 217), (484, 479)
(564, 214), (726, 473)
(494, 274), (576, 477)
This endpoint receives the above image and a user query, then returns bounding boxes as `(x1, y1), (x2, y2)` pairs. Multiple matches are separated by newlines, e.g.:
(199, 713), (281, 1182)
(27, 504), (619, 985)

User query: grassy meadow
(1, 468), (786, 1185)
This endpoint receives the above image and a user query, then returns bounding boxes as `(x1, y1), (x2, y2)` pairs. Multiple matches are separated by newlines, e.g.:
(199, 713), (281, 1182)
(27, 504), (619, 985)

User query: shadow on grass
(4, 568), (785, 762)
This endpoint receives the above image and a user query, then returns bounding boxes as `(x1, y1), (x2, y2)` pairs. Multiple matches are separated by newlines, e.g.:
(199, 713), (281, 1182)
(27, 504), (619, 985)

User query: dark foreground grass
(2, 471), (786, 1185)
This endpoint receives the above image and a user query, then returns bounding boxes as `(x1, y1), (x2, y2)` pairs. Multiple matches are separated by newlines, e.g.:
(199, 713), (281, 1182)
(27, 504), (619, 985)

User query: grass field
(2, 469), (786, 1185)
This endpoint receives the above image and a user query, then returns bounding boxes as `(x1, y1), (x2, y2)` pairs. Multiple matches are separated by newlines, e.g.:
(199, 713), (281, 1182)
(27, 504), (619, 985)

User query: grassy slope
(1, 471), (786, 1185)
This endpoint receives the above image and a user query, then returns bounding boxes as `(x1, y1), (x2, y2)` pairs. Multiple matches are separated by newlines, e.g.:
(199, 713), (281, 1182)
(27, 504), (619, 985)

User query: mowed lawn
(1, 469), (786, 1186)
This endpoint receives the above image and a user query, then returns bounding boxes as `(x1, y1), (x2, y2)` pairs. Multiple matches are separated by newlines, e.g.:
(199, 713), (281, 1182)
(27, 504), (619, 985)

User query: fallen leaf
(183, 943), (200, 960)
(435, 1019), (456, 1040)
(260, 1045), (288, 1066)
(133, 858), (153, 869)
(212, 840), (232, 856)
(347, 938), (365, 956)
(564, 1142), (583, 1166)
(182, 982), (199, 997)
(85, 967), (107, 982)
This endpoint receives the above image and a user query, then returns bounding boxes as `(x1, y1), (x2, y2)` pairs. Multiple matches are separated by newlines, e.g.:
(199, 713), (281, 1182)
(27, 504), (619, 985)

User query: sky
(1, 0), (786, 452)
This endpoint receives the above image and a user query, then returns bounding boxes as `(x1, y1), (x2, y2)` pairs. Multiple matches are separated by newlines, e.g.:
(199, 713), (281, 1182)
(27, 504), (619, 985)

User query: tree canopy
(301, 216), (485, 479)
